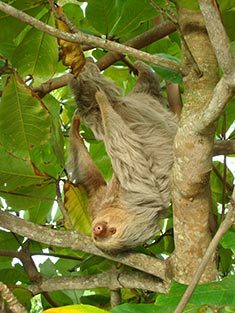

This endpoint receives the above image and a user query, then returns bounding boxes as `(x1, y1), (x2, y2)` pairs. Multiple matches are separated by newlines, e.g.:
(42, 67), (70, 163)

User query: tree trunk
(170, 7), (219, 283)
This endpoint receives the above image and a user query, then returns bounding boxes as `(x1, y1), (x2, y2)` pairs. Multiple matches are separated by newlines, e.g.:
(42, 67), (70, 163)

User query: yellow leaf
(64, 181), (91, 235)
(55, 6), (85, 76)
(43, 304), (109, 313)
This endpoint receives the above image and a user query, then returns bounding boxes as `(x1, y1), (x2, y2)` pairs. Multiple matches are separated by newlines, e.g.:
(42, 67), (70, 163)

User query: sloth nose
(93, 222), (107, 236)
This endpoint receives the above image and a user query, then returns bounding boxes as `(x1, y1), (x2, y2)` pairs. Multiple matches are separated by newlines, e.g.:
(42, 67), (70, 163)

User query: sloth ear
(95, 90), (156, 195)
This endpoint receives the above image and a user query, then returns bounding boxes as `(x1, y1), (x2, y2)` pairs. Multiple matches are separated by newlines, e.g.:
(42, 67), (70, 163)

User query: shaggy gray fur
(69, 60), (177, 252)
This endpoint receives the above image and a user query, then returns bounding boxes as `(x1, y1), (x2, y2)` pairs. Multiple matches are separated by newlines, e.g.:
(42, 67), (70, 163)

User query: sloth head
(91, 207), (152, 253)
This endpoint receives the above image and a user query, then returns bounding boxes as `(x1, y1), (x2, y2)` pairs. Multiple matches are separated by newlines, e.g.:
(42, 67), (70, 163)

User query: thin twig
(221, 113), (227, 220)
(174, 187), (235, 313)
(212, 165), (233, 193)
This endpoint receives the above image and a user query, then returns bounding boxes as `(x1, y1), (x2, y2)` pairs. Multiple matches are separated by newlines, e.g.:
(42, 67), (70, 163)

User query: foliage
(0, 0), (234, 312)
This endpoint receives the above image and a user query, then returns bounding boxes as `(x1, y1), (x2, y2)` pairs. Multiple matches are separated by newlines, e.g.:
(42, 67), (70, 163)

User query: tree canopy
(0, 0), (235, 312)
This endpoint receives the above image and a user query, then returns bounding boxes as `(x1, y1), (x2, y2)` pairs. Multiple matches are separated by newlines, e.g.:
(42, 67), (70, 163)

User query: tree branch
(33, 21), (177, 96)
(97, 20), (177, 70)
(0, 210), (169, 282)
(213, 140), (235, 156)
(194, 77), (234, 132)
(33, 73), (73, 97)
(199, 0), (235, 75)
(0, 282), (27, 313)
(0, 1), (181, 73)
(174, 186), (235, 313)
(29, 269), (166, 295)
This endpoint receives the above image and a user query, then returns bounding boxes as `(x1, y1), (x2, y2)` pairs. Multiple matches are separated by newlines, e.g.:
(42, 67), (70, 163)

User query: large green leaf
(0, 2), (45, 58)
(0, 146), (49, 192)
(111, 0), (156, 37)
(0, 73), (51, 159)
(86, 0), (119, 35)
(12, 12), (58, 84)
(1, 183), (55, 216)
(154, 276), (235, 312)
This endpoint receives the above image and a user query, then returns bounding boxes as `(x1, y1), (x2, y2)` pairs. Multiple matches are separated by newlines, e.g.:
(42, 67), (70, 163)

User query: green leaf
(222, 10), (235, 41)
(89, 142), (113, 180)
(218, 246), (233, 274)
(0, 267), (29, 284)
(86, 0), (119, 35)
(0, 146), (49, 192)
(221, 230), (235, 250)
(80, 295), (109, 306)
(210, 161), (234, 204)
(1, 183), (55, 217)
(12, 12), (58, 84)
(42, 291), (74, 308)
(64, 181), (91, 235)
(63, 3), (84, 29)
(0, 73), (51, 160)
(111, 0), (155, 37)
(0, 3), (44, 59)
(112, 303), (157, 313)
(175, 0), (199, 10)
(39, 258), (57, 277)
(0, 229), (23, 250)
(80, 255), (113, 275)
(155, 276), (235, 312)
(13, 287), (32, 311)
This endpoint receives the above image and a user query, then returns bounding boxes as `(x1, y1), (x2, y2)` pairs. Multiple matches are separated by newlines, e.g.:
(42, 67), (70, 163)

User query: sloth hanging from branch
(68, 59), (177, 253)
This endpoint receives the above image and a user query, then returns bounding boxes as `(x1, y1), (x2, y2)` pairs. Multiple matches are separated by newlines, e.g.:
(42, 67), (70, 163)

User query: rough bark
(170, 8), (219, 283)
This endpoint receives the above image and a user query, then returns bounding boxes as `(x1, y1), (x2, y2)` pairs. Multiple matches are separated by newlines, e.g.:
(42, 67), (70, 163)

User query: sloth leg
(68, 111), (106, 195)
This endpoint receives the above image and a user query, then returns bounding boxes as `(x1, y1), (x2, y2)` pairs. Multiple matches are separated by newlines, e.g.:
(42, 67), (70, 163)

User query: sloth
(68, 60), (177, 252)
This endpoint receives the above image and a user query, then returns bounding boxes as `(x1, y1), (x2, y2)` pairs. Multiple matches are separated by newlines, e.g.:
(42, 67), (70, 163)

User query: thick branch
(175, 187), (235, 313)
(0, 1), (181, 73)
(97, 21), (177, 70)
(0, 210), (169, 282)
(194, 77), (234, 132)
(213, 140), (235, 156)
(29, 269), (166, 294)
(199, 0), (235, 75)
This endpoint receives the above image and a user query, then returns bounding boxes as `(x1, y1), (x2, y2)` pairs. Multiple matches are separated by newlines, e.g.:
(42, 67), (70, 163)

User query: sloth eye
(109, 227), (116, 235)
